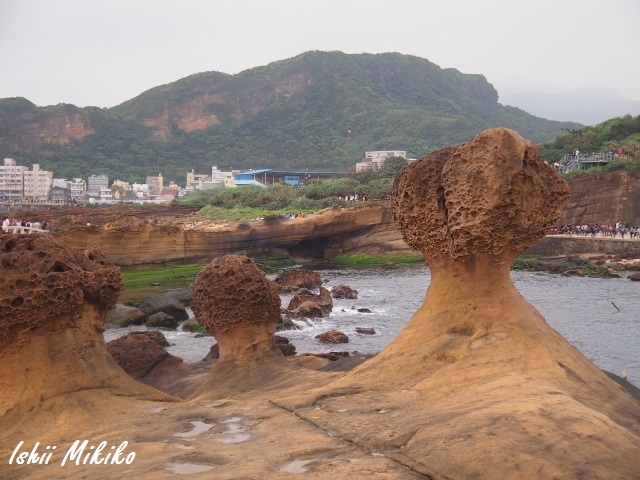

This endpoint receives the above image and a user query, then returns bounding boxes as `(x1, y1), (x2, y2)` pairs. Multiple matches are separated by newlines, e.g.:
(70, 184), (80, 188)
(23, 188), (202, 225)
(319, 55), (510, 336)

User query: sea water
(104, 265), (640, 384)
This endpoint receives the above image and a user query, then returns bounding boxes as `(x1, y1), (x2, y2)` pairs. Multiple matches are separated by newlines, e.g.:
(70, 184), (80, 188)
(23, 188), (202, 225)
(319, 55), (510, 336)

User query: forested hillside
(0, 51), (581, 185)
(539, 114), (640, 164)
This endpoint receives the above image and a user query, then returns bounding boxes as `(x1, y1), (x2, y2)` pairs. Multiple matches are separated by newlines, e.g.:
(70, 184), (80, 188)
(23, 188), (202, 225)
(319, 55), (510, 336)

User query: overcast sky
(1, 0), (639, 124)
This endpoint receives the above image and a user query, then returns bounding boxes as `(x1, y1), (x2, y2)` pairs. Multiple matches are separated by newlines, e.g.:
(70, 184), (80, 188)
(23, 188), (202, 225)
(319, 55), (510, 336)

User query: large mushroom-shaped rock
(190, 254), (292, 397)
(299, 128), (640, 478)
(0, 235), (173, 421)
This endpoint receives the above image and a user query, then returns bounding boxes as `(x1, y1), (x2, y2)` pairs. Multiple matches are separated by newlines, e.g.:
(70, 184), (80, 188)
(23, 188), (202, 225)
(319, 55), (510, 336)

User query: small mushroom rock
(190, 254), (291, 397)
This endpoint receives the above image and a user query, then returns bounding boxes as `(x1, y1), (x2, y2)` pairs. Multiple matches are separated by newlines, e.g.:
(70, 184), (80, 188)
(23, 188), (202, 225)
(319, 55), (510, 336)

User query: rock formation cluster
(2, 128), (639, 480)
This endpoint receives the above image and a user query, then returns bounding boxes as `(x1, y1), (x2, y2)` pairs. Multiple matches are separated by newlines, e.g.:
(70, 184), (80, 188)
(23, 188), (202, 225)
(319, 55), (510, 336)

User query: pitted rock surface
(287, 286), (333, 316)
(275, 268), (322, 289)
(107, 332), (173, 378)
(192, 254), (281, 335)
(392, 128), (570, 260)
(0, 234), (122, 347)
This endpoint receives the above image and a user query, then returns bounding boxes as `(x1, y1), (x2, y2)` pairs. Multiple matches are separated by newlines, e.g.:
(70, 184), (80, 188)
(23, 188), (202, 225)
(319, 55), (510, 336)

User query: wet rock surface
(275, 268), (323, 289)
(287, 286), (333, 317)
(138, 293), (189, 322)
(315, 329), (349, 344)
(106, 303), (146, 327)
(330, 284), (358, 299)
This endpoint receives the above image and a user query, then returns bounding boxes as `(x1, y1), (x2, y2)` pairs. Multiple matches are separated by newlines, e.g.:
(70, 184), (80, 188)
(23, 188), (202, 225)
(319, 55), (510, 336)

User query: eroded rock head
(0, 234), (122, 347)
(192, 254), (281, 336)
(190, 255), (291, 398)
(392, 128), (570, 261)
(0, 234), (172, 419)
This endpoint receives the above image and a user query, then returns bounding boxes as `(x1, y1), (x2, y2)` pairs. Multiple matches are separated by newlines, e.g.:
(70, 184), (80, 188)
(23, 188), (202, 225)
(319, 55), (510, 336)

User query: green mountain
(0, 51), (581, 185)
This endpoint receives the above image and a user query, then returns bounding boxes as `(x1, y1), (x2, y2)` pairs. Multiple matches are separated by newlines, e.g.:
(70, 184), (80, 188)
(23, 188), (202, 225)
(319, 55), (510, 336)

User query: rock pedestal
(190, 254), (292, 398)
(0, 235), (173, 420)
(310, 128), (640, 478)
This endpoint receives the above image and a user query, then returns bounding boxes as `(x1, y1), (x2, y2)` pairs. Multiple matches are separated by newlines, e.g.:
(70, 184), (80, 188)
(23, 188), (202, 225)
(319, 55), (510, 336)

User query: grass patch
(330, 253), (424, 265)
(197, 206), (318, 221)
(121, 264), (205, 289)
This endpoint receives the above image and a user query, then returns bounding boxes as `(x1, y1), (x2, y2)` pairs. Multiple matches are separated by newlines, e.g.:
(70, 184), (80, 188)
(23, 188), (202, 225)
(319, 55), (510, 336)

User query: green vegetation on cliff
(539, 114), (640, 168)
(0, 51), (579, 185)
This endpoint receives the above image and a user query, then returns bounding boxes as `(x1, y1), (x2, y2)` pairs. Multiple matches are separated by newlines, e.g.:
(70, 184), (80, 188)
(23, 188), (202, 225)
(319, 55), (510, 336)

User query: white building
(356, 150), (407, 172)
(131, 183), (150, 199)
(70, 178), (87, 201)
(0, 158), (53, 201)
(98, 186), (113, 203)
(23, 164), (53, 201)
(52, 178), (71, 189)
(0, 158), (26, 201)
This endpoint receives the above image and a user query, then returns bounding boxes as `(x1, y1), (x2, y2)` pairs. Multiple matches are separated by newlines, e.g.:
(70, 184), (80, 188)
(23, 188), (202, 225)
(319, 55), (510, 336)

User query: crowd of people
(557, 222), (639, 239)
(1, 217), (52, 234)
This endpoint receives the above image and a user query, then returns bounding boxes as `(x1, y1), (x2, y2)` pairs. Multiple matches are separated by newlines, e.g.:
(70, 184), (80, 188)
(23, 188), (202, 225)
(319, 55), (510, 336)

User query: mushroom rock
(295, 128), (640, 478)
(0, 235), (174, 421)
(190, 254), (293, 398)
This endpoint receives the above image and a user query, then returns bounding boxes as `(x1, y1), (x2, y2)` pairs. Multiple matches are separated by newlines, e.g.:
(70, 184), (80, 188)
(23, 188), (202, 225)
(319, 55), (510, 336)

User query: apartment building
(356, 150), (407, 172)
(0, 158), (53, 201)
(0, 158), (25, 201)
(88, 174), (109, 195)
(146, 174), (164, 195)
(23, 163), (53, 201)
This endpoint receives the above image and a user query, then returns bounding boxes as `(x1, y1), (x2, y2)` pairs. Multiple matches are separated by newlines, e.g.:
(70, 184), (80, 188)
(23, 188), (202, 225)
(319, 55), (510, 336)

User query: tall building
(23, 164), (53, 201)
(0, 158), (53, 201)
(70, 178), (87, 201)
(0, 158), (26, 201)
(88, 174), (108, 195)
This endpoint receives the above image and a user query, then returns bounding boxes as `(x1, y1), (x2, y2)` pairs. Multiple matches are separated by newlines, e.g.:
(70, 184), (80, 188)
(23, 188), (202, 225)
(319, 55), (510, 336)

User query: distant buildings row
(0, 151), (410, 204)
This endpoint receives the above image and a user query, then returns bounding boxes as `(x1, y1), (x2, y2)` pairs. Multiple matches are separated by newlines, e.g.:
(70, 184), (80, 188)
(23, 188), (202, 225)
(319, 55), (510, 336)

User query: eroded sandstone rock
(107, 331), (182, 379)
(275, 268), (322, 289)
(190, 254), (291, 398)
(330, 284), (358, 299)
(106, 303), (146, 327)
(315, 329), (349, 344)
(0, 234), (173, 418)
(308, 128), (640, 479)
(287, 286), (333, 316)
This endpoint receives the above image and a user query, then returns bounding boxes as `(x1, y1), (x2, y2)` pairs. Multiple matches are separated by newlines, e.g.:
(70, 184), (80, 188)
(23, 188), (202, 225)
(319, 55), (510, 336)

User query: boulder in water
(331, 284), (358, 299)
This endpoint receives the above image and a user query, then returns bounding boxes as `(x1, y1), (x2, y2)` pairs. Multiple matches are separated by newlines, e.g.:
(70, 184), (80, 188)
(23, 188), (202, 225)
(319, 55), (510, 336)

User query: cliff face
(561, 166), (640, 226)
(0, 100), (93, 151)
(51, 204), (411, 266)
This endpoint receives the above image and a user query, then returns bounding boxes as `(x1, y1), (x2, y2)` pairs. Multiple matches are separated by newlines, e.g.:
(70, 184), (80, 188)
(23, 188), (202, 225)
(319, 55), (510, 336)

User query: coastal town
(0, 151), (409, 206)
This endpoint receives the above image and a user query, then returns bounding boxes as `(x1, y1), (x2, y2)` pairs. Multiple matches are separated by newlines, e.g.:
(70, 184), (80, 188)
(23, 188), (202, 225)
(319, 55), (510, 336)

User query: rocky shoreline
(3, 128), (640, 479)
